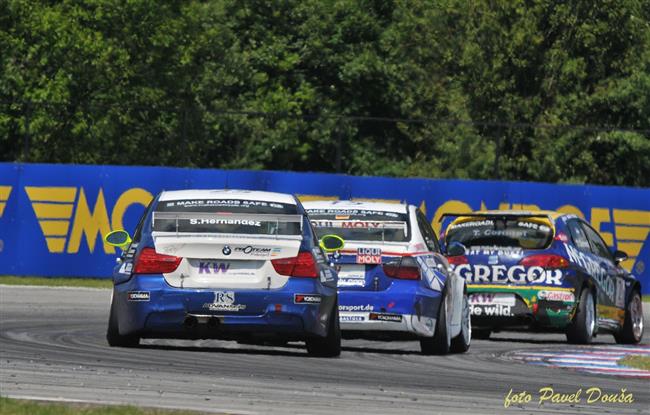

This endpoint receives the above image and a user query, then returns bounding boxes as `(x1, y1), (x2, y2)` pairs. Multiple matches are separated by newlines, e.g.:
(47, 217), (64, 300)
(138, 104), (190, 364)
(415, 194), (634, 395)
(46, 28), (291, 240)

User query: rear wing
(152, 212), (304, 238)
(439, 212), (554, 223)
(310, 219), (409, 242)
(310, 220), (406, 230)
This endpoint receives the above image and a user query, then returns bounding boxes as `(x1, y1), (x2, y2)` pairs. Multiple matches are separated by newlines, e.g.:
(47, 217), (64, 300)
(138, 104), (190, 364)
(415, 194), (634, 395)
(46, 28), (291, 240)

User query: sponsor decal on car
(127, 291), (150, 301)
(320, 268), (335, 283)
(118, 262), (133, 275)
(470, 304), (513, 316)
(356, 247), (381, 264)
(188, 218), (261, 226)
(563, 242), (617, 302)
(453, 264), (563, 285)
(166, 199), (283, 209)
(538, 290), (575, 302)
(198, 262), (230, 274)
(340, 315), (366, 322)
(306, 209), (399, 218)
(203, 291), (246, 312)
(294, 294), (322, 304)
(470, 293), (515, 306)
(235, 245), (272, 256)
(339, 304), (374, 311)
(369, 313), (403, 322)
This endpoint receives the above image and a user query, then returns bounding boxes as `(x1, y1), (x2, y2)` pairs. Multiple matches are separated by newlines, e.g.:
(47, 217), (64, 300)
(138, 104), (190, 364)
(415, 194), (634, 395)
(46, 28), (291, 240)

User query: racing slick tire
(305, 307), (341, 358)
(614, 290), (644, 344)
(450, 294), (471, 353)
(566, 288), (595, 344)
(106, 292), (140, 348)
(421, 293), (451, 355)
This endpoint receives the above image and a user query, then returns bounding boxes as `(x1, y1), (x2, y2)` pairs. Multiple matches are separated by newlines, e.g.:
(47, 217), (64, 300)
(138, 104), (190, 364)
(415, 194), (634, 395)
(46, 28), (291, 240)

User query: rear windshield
(307, 209), (409, 242)
(445, 218), (553, 249)
(153, 199), (301, 235)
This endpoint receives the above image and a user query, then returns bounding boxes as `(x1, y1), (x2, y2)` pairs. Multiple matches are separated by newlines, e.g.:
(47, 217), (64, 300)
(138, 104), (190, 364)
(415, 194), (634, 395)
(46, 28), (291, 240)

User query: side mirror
(446, 241), (467, 257)
(613, 249), (628, 264)
(319, 234), (345, 253)
(104, 230), (132, 250)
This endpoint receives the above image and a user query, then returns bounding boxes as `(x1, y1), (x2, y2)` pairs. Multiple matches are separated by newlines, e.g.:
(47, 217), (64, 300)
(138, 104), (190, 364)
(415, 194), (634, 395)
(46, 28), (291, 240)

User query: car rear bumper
(467, 285), (577, 329)
(113, 275), (336, 339)
(337, 284), (442, 338)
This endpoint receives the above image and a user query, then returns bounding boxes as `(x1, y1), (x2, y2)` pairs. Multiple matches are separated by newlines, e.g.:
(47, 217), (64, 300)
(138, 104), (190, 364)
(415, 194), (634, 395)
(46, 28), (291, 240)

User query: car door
(580, 220), (625, 330)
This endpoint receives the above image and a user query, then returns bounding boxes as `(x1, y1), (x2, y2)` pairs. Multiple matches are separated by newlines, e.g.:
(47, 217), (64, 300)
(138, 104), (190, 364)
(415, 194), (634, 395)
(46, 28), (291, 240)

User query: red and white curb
(510, 345), (650, 378)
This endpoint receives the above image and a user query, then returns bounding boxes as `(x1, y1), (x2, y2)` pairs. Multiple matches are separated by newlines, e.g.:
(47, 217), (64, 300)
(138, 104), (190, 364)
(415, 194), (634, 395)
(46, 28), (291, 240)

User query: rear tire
(614, 290), (644, 344)
(306, 307), (341, 357)
(450, 294), (471, 353)
(421, 294), (451, 355)
(106, 291), (140, 347)
(566, 288), (595, 344)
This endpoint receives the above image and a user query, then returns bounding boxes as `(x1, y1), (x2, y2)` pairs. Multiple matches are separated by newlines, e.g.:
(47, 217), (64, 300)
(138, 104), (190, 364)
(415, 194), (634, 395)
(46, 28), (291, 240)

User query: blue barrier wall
(1, 162), (648, 293)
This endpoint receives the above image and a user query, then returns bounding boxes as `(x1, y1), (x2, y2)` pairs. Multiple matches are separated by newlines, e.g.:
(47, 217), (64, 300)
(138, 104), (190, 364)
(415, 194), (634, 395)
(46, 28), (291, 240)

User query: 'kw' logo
(199, 262), (231, 274)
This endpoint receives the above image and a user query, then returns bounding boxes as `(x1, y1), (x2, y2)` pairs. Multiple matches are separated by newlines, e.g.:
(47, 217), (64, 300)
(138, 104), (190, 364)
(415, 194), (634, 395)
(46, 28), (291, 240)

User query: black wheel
(614, 290), (644, 344)
(566, 288), (595, 344)
(306, 306), (341, 357)
(106, 291), (140, 347)
(450, 294), (471, 353)
(472, 329), (491, 340)
(421, 293), (451, 355)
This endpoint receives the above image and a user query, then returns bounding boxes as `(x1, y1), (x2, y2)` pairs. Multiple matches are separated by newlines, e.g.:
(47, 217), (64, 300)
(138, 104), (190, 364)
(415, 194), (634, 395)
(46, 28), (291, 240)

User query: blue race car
(103, 189), (342, 357)
(303, 200), (470, 355)
(441, 210), (644, 344)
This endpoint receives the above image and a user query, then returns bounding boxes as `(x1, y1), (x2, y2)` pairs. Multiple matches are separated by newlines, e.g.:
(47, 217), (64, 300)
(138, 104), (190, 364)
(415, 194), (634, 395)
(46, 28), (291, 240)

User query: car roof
(302, 200), (409, 214)
(158, 189), (297, 205)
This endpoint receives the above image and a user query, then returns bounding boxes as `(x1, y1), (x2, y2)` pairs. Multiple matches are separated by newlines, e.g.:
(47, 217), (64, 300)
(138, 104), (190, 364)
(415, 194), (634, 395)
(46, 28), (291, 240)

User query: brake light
(446, 255), (468, 265)
(519, 254), (569, 269)
(271, 251), (318, 278)
(383, 257), (421, 280)
(134, 247), (182, 274)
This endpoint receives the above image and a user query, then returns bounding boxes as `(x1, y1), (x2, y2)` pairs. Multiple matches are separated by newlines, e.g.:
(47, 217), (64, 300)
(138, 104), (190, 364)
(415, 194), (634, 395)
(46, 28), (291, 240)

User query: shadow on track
(136, 343), (310, 358)
(485, 336), (614, 345)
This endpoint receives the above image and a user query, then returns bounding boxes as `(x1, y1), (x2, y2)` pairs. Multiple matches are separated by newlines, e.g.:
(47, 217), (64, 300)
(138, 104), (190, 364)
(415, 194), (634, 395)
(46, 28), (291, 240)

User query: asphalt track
(1, 285), (648, 415)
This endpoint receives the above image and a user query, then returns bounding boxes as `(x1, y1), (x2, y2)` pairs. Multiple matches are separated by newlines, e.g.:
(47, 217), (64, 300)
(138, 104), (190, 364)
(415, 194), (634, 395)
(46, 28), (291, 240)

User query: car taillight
(446, 255), (469, 265)
(383, 257), (421, 280)
(519, 254), (569, 269)
(271, 251), (318, 278)
(134, 247), (182, 274)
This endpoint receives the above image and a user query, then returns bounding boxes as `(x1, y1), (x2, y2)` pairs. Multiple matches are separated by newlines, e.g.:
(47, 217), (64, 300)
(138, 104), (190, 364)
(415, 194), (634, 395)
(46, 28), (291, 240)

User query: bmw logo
(222, 246), (231, 256)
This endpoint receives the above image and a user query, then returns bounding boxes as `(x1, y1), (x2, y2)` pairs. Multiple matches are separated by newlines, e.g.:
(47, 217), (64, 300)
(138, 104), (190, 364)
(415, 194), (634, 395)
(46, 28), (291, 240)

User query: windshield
(307, 208), (409, 242)
(445, 218), (553, 249)
(153, 199), (301, 235)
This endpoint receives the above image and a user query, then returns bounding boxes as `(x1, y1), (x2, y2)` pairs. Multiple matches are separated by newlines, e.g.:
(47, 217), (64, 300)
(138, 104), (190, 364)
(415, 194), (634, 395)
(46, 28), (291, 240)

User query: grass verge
(0, 397), (211, 415)
(618, 355), (650, 371)
(0, 275), (112, 289)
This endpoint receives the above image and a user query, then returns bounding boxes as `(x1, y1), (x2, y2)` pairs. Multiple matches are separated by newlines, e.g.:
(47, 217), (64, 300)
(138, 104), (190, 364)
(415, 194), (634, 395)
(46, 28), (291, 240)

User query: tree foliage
(1, 0), (648, 186)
